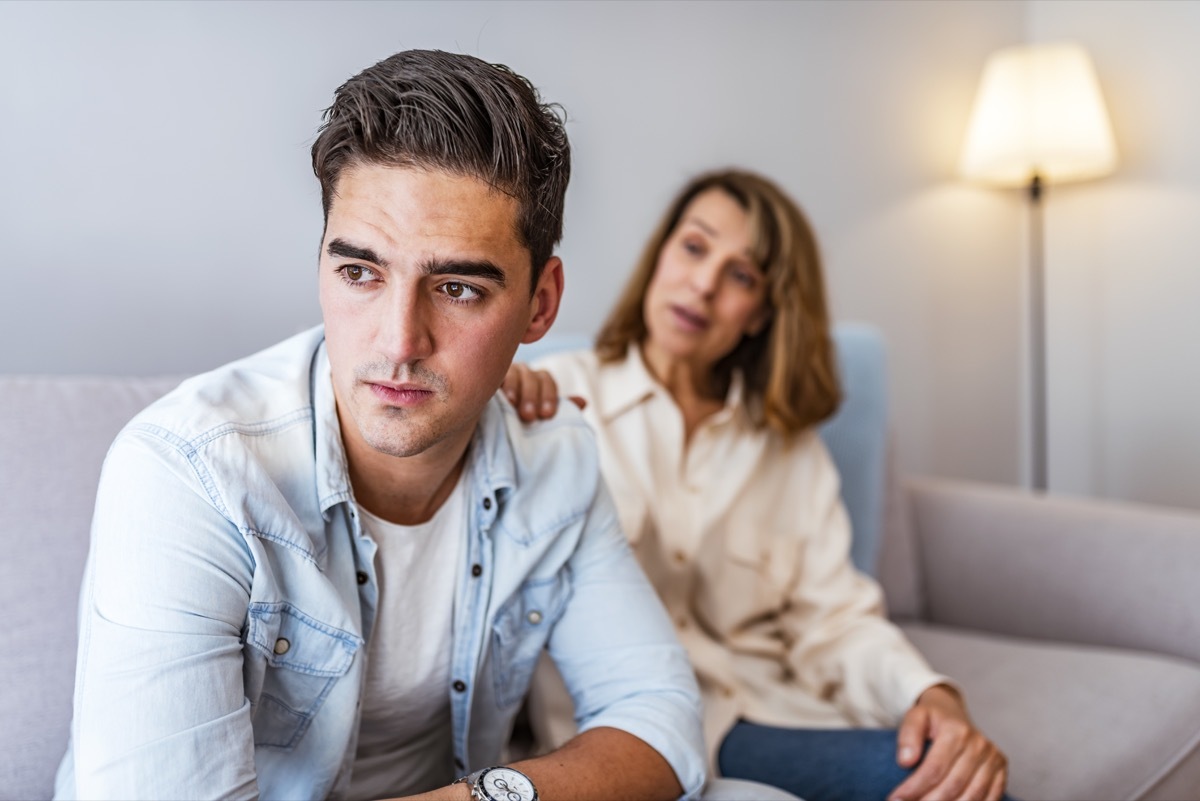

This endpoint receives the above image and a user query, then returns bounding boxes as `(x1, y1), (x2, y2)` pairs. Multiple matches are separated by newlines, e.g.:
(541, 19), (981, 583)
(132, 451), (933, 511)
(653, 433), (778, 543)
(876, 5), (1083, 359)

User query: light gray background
(2, 1), (1196, 511)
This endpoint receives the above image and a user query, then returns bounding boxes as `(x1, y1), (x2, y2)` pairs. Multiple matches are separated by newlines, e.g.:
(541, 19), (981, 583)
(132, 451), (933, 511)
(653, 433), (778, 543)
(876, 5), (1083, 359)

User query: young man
(53, 50), (705, 801)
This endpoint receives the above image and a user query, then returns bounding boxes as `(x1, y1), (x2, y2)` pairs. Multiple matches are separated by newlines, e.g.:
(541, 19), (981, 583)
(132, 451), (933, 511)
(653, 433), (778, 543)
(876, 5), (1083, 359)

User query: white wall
(1029, 1), (1200, 510)
(2, 2), (1028, 486)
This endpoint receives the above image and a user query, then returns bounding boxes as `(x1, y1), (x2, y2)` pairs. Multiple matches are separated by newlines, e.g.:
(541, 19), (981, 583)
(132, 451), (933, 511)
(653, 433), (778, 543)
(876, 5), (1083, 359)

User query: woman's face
(642, 188), (771, 377)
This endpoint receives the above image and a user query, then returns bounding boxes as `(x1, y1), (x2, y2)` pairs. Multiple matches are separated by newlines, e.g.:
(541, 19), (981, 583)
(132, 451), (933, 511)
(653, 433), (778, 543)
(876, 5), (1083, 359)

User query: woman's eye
(732, 270), (756, 287)
(683, 240), (705, 257)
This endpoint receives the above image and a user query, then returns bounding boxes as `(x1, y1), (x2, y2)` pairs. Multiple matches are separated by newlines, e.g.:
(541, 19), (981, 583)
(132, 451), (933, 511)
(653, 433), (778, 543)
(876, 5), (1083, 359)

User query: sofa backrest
(0, 375), (184, 800)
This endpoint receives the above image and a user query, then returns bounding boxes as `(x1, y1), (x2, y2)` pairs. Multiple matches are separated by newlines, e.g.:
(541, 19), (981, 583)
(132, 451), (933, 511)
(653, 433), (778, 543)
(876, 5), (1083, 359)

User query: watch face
(478, 767), (536, 801)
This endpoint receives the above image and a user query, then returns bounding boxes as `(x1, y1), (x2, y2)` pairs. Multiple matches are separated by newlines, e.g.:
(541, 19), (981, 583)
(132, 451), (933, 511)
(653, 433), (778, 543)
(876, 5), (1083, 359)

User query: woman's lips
(670, 304), (710, 333)
(368, 382), (434, 407)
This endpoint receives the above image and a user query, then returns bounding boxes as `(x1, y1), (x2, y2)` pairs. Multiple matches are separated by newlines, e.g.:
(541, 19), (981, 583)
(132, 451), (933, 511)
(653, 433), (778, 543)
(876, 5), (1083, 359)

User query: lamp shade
(960, 42), (1118, 187)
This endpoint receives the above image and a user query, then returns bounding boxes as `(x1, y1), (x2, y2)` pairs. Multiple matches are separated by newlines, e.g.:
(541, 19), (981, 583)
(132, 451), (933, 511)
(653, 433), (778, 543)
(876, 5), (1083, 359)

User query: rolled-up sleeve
(64, 427), (259, 799)
(545, 480), (706, 799)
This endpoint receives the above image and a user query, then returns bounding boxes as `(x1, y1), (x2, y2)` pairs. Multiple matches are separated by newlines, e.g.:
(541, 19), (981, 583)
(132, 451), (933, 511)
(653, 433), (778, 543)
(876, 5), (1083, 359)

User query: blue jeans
(718, 721), (1014, 801)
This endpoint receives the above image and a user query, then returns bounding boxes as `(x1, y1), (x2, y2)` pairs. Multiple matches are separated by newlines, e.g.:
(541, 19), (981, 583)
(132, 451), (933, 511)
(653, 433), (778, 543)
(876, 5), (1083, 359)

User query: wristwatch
(454, 766), (538, 801)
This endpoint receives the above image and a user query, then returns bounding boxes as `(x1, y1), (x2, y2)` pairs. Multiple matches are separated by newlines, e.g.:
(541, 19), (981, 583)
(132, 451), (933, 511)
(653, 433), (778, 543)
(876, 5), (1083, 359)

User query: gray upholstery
(902, 623), (1200, 801)
(0, 376), (183, 801)
(883, 480), (1200, 801)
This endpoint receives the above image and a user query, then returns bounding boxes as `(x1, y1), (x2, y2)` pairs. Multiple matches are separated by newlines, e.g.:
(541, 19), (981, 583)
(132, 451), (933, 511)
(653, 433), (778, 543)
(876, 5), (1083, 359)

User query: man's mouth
(366, 381), (435, 407)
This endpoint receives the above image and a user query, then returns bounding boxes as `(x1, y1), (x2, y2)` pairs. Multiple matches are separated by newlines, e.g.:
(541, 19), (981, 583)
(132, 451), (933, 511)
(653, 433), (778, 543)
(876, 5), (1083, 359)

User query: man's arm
(529, 476), (704, 799)
(406, 727), (681, 801)
(68, 429), (259, 798)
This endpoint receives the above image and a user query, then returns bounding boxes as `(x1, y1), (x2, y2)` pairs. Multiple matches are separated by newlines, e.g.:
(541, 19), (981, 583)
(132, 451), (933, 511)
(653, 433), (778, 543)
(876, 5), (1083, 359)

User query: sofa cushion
(901, 622), (1200, 801)
(0, 375), (181, 800)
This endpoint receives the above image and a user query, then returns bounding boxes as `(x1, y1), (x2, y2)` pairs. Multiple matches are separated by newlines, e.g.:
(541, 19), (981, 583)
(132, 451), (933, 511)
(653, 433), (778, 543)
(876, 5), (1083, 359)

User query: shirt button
(356, 571), (368, 585)
(483, 497), (492, 510)
(527, 610), (543, 625)
(452, 679), (467, 693)
(471, 564), (483, 578)
(273, 638), (290, 655)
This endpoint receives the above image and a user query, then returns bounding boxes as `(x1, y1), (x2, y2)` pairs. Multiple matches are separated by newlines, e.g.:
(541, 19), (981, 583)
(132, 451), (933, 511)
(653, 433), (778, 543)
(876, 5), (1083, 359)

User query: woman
(505, 169), (1008, 801)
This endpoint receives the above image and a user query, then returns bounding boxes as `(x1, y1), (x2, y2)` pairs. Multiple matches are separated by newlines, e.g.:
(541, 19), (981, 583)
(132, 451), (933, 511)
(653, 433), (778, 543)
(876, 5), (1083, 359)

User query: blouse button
(356, 571), (369, 585)
(527, 610), (543, 625)
(273, 638), (291, 656)
(471, 564), (483, 578)
(452, 680), (467, 693)
(483, 497), (492, 511)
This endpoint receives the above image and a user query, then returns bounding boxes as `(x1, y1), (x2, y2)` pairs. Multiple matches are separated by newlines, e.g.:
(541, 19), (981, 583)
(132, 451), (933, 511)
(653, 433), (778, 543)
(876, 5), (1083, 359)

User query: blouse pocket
(490, 572), (572, 709)
(245, 602), (360, 749)
(722, 526), (804, 612)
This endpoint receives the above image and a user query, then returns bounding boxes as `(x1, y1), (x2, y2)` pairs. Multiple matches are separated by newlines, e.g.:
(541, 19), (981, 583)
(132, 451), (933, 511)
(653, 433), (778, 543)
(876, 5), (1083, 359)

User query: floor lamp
(959, 41), (1118, 492)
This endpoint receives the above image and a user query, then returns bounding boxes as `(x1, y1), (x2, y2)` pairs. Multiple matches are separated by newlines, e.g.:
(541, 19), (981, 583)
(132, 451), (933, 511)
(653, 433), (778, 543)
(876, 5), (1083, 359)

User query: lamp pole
(1028, 173), (1047, 492)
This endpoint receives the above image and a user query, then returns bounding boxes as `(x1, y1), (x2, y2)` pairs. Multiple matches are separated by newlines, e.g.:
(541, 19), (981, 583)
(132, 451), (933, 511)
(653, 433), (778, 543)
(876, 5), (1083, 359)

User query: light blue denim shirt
(54, 326), (704, 800)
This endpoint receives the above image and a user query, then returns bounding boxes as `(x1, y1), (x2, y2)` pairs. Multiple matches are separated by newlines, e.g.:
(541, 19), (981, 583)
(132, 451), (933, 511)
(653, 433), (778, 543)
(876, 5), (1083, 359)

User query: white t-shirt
(346, 475), (466, 800)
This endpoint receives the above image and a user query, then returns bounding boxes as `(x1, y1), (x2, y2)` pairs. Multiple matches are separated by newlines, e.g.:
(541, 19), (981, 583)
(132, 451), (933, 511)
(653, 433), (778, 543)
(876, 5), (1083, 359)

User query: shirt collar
(310, 334), (517, 518)
(596, 342), (749, 429)
(311, 337), (353, 517)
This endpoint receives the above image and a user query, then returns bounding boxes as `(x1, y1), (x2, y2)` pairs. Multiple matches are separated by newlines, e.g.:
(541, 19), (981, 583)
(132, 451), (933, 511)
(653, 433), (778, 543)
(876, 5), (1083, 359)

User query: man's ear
(521, 257), (564, 344)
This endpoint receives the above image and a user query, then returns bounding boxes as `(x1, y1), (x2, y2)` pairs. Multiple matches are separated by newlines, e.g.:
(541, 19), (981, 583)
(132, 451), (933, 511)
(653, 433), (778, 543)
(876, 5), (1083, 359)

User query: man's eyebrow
(424, 258), (508, 288)
(326, 238), (389, 268)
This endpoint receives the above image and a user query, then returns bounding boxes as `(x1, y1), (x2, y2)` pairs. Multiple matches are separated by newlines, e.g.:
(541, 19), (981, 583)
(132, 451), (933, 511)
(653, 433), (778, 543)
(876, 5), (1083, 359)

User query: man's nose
(378, 286), (434, 365)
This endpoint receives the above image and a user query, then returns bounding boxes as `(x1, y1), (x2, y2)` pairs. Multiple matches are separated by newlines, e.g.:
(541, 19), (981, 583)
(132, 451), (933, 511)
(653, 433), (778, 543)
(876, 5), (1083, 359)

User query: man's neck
(343, 428), (475, 527)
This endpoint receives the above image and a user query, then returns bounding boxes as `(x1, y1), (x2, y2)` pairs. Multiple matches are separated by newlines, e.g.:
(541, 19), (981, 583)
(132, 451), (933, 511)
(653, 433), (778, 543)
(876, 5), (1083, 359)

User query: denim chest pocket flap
(246, 602), (361, 749)
(490, 573), (571, 708)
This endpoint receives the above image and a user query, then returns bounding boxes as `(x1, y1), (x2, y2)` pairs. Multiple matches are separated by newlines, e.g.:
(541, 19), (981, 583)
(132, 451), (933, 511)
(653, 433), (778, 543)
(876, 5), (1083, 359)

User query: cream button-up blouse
(530, 346), (949, 761)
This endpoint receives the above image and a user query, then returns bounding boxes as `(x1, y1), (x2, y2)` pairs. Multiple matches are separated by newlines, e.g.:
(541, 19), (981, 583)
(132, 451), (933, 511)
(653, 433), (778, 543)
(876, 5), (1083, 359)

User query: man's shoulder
(482, 393), (602, 507)
(126, 325), (325, 447)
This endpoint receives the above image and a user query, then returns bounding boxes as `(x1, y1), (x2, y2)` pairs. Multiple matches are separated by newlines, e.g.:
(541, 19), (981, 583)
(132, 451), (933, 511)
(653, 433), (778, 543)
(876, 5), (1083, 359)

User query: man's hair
(595, 169), (842, 438)
(311, 50), (571, 289)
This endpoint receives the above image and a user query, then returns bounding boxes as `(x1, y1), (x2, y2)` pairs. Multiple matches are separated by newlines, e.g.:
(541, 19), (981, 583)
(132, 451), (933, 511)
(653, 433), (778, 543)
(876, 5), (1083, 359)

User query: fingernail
(522, 402), (535, 415)
(899, 746), (915, 762)
(541, 401), (554, 413)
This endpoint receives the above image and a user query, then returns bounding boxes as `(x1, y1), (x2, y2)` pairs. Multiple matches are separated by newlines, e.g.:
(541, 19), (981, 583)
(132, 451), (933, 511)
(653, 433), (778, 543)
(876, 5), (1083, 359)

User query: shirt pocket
(245, 602), (360, 749)
(722, 527), (804, 612)
(490, 572), (572, 709)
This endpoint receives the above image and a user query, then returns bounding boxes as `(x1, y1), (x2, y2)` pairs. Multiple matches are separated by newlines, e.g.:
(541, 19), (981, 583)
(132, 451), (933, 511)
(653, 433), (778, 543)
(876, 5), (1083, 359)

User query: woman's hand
(502, 363), (585, 421)
(888, 684), (1008, 801)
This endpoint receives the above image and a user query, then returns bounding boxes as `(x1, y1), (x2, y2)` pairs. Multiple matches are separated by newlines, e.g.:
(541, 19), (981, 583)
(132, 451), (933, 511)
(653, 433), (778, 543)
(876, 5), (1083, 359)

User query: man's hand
(503, 363), (586, 421)
(888, 684), (1007, 801)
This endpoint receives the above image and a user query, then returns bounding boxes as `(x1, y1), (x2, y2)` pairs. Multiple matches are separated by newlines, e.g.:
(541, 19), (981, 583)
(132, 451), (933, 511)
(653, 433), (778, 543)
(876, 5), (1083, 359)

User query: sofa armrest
(906, 477), (1200, 664)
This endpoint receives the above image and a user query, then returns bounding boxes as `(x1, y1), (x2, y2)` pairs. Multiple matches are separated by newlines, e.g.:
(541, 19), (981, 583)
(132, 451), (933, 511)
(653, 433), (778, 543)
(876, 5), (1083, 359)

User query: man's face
(318, 163), (561, 464)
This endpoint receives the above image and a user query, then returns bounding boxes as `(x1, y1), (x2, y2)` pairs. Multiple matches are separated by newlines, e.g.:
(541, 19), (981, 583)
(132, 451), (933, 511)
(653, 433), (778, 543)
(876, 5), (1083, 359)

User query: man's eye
(442, 282), (481, 301)
(339, 264), (376, 283)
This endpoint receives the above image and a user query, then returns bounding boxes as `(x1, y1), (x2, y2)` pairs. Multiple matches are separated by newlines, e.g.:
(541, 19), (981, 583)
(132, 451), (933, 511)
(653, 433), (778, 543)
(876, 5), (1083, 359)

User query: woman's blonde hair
(595, 169), (841, 437)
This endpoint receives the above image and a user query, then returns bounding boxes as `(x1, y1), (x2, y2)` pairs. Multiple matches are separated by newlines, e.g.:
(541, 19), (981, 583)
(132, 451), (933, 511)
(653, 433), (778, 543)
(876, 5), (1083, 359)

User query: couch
(3, 325), (1199, 800)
